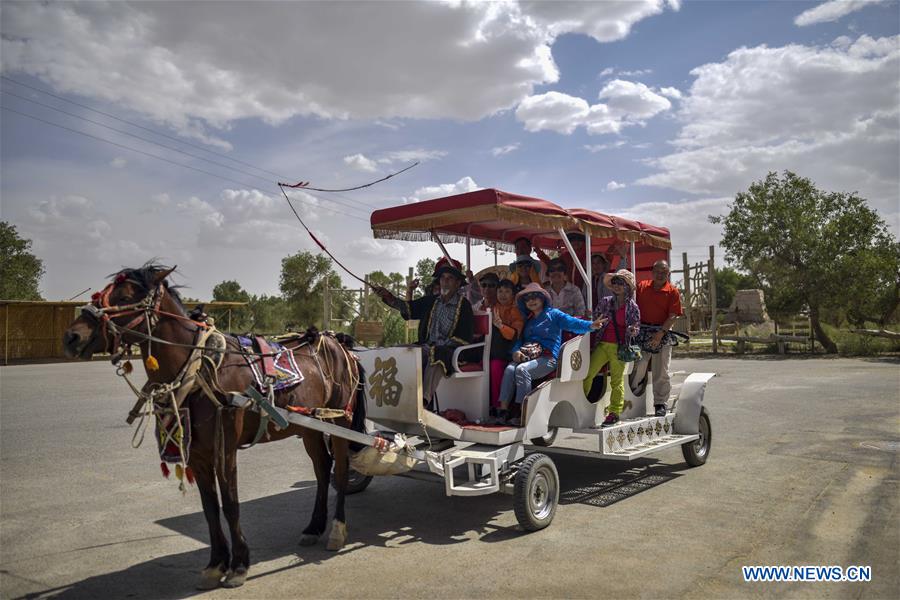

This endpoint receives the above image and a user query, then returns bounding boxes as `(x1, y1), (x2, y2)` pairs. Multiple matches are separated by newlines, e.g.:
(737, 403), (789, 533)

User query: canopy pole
(585, 232), (592, 315)
(556, 227), (590, 286)
(465, 225), (472, 273)
(630, 241), (636, 276)
(431, 231), (453, 263)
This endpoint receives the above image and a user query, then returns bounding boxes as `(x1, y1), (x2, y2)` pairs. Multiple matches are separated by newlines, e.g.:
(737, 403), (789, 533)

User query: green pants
(583, 341), (627, 415)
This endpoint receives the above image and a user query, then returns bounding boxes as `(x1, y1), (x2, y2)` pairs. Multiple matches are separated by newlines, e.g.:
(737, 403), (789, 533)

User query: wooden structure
(1, 300), (245, 364)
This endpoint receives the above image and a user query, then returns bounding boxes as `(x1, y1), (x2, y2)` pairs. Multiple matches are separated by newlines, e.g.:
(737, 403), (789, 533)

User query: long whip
(277, 162), (420, 287)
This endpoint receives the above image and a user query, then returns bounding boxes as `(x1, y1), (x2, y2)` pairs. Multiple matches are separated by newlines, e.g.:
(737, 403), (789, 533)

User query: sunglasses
(610, 278), (625, 286)
(548, 268), (565, 274)
(480, 282), (497, 288)
(523, 293), (544, 302)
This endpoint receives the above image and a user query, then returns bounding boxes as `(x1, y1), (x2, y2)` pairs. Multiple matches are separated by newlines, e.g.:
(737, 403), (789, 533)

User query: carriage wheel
(530, 427), (558, 447)
(331, 465), (373, 495)
(681, 406), (711, 467)
(513, 453), (559, 531)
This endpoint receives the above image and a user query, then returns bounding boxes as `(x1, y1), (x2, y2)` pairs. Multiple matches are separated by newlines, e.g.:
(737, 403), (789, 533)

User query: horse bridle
(79, 274), (165, 360)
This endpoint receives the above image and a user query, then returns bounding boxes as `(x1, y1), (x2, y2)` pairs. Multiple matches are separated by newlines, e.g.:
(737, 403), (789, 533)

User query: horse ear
(153, 266), (177, 285)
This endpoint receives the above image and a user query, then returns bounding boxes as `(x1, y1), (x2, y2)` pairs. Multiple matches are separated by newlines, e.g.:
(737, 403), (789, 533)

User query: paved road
(1, 357), (898, 599)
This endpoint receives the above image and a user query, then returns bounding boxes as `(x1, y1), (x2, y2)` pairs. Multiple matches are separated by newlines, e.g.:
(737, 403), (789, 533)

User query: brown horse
(62, 263), (366, 589)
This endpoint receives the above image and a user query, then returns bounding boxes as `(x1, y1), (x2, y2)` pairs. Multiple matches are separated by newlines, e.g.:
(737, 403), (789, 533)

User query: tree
(210, 280), (252, 331)
(279, 251), (340, 329)
(0, 222), (44, 300)
(711, 171), (900, 353)
(414, 257), (436, 297)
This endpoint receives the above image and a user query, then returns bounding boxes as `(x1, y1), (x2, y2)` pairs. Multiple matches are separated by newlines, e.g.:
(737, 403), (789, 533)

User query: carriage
(280, 188), (714, 532)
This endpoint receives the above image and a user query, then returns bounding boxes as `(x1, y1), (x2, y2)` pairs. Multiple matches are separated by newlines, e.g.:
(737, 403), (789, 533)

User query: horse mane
(109, 261), (185, 309)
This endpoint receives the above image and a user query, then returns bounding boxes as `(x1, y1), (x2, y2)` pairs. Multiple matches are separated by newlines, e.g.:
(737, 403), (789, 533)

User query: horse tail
(348, 362), (367, 452)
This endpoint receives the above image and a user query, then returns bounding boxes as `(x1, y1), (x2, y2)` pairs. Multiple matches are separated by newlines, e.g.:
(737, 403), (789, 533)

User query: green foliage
(0, 222), (44, 300)
(210, 279), (253, 331)
(414, 257), (436, 297)
(714, 267), (759, 309)
(247, 295), (290, 334)
(711, 171), (900, 352)
(279, 250), (340, 329)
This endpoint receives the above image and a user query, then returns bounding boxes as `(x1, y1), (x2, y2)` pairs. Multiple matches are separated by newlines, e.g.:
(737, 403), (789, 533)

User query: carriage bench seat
(451, 311), (491, 378)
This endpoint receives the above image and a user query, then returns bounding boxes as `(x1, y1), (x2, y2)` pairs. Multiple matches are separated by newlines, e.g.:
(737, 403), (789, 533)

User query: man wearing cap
(631, 260), (683, 416)
(536, 233), (588, 290)
(373, 258), (474, 408)
(507, 236), (544, 283)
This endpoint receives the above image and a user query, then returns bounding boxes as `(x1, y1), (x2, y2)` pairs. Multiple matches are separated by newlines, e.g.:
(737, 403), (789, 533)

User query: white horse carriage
(280, 188), (714, 531)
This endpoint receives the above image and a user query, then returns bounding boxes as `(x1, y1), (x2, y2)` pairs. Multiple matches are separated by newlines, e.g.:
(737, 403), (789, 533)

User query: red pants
(490, 359), (508, 408)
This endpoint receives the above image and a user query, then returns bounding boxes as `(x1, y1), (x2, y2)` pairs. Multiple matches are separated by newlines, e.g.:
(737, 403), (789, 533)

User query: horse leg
(193, 457), (230, 590)
(299, 429), (332, 546)
(219, 445), (250, 588)
(326, 435), (349, 551)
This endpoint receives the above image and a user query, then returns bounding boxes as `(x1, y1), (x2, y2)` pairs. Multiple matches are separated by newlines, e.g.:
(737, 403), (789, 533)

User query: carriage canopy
(371, 188), (671, 276)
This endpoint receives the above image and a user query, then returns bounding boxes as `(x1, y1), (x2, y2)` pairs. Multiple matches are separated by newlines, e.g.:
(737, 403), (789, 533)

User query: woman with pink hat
(583, 269), (641, 427)
(494, 282), (607, 426)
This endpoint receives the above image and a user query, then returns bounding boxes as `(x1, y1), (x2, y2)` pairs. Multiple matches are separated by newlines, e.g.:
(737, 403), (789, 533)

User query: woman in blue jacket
(495, 282), (607, 425)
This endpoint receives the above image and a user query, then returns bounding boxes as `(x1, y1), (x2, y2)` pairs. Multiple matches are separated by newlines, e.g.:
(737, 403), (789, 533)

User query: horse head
(62, 263), (178, 360)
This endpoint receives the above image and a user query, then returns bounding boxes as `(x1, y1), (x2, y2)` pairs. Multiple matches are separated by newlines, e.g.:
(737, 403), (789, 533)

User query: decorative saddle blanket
(236, 335), (304, 391)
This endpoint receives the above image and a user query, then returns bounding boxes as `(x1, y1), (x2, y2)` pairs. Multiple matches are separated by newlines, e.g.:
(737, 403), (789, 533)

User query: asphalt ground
(1, 357), (898, 599)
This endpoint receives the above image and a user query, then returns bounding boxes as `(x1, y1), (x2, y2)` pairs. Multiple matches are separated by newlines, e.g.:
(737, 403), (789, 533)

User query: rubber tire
(681, 406), (711, 467)
(331, 466), (373, 495)
(513, 453), (559, 532)
(530, 427), (558, 447)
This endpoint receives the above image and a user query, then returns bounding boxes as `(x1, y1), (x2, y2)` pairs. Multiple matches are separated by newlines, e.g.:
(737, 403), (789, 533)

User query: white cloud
(174, 187), (323, 248)
(346, 149), (446, 172)
(0, 1), (674, 142)
(344, 153), (378, 172)
(380, 149), (447, 164)
(795, 0), (886, 26)
(110, 157), (127, 168)
(516, 80), (672, 135)
(598, 67), (615, 77)
(152, 192), (171, 206)
(658, 86), (682, 99)
(606, 180), (627, 191)
(346, 238), (407, 259)
(516, 91), (590, 134)
(22, 194), (152, 264)
(638, 35), (900, 220)
(522, 0), (678, 43)
(619, 68), (653, 77)
(404, 176), (480, 203)
(491, 143), (521, 157)
(614, 196), (729, 266)
(584, 141), (627, 152)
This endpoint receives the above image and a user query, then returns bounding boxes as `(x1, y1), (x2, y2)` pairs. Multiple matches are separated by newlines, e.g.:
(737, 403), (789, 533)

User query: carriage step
(574, 414), (682, 455)
(599, 434), (699, 460)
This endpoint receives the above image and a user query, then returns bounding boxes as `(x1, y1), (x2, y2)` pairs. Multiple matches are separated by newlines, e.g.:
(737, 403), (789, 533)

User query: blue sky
(1, 0), (898, 301)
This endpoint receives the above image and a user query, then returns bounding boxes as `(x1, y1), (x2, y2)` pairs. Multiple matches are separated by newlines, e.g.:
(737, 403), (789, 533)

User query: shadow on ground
(15, 455), (691, 599)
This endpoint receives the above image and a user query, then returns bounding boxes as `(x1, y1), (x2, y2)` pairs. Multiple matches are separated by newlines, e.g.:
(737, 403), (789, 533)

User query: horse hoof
(299, 533), (319, 546)
(326, 520), (347, 551)
(222, 567), (248, 588)
(196, 566), (225, 590)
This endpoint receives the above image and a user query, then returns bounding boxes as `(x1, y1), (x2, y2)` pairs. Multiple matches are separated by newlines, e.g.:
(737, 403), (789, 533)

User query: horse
(62, 263), (366, 589)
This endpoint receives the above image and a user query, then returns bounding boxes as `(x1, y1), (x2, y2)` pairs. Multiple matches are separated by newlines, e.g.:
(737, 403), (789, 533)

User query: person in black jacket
(373, 258), (474, 408)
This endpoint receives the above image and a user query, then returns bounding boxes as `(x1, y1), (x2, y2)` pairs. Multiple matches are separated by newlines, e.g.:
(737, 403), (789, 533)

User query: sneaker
(601, 413), (620, 428)
(654, 404), (667, 417)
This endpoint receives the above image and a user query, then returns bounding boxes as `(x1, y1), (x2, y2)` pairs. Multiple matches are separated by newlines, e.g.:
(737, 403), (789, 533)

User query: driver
(373, 258), (474, 409)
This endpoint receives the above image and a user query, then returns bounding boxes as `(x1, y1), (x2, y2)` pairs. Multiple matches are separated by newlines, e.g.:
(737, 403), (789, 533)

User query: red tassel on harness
(160, 462), (170, 479)
(185, 466), (195, 485)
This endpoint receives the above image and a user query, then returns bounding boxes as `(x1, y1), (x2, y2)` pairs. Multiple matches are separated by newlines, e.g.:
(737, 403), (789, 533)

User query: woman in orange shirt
(489, 279), (524, 415)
